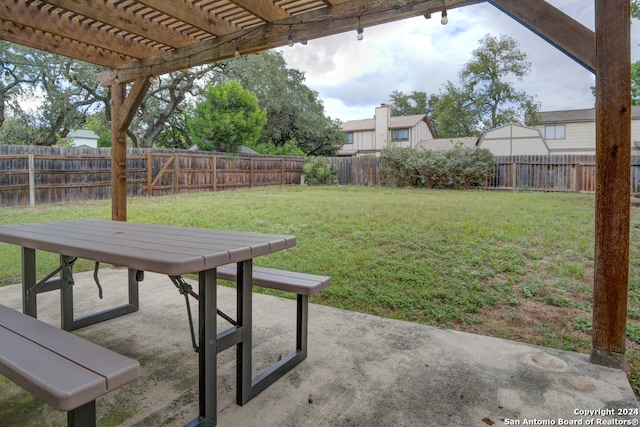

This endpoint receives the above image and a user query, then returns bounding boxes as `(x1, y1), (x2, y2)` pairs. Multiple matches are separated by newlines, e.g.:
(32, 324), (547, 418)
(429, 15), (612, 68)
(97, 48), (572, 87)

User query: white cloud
(279, 1), (637, 122)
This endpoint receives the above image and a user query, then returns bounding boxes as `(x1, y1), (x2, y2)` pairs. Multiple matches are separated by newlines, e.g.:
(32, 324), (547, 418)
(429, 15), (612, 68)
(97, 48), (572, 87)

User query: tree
(388, 90), (436, 117)
(223, 51), (343, 156)
(459, 34), (539, 132)
(0, 115), (44, 145)
(188, 81), (266, 152)
(0, 42), (39, 130)
(431, 81), (480, 138)
(129, 66), (218, 148)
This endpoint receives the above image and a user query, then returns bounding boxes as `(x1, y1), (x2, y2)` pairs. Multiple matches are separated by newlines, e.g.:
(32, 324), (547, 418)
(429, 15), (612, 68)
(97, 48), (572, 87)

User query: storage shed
(478, 124), (549, 156)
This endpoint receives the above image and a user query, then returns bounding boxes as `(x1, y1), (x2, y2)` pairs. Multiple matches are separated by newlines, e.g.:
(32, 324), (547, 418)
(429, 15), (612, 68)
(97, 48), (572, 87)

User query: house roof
(533, 106), (640, 124)
(69, 130), (99, 140)
(415, 137), (478, 151)
(340, 114), (429, 132)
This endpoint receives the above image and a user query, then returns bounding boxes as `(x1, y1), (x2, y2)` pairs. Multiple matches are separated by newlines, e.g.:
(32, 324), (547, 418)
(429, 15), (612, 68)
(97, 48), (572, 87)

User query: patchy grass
(1, 186), (639, 397)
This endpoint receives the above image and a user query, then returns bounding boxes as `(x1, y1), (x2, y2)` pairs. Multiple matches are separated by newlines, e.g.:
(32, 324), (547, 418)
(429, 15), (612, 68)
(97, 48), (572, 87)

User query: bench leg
(240, 294), (309, 404)
(67, 400), (96, 427)
(22, 247), (37, 318)
(62, 265), (140, 331)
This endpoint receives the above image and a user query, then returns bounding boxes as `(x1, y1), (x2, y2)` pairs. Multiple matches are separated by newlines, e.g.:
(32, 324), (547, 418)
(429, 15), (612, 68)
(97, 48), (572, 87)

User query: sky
(277, 1), (640, 123)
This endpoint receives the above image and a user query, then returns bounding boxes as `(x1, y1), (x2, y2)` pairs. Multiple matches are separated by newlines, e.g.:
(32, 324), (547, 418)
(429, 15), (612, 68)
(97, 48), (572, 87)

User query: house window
(345, 132), (353, 144)
(545, 125), (566, 140)
(392, 129), (409, 141)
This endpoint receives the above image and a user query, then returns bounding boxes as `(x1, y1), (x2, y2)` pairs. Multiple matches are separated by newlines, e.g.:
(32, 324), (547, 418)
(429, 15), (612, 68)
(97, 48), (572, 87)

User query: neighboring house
(339, 104), (435, 156)
(528, 106), (640, 155)
(68, 129), (99, 148)
(478, 124), (549, 156)
(415, 137), (478, 152)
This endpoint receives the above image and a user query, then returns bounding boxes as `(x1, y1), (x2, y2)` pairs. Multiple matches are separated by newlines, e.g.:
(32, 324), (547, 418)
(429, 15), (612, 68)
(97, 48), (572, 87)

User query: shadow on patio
(0, 268), (638, 427)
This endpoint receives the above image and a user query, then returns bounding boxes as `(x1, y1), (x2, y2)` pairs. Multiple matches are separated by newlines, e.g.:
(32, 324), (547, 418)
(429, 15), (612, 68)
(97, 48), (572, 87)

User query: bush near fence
(327, 154), (640, 194)
(0, 145), (304, 207)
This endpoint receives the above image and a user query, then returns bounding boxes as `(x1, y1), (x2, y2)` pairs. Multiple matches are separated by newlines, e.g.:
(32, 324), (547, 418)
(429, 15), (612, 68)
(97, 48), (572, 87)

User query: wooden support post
(110, 76), (152, 221)
(111, 83), (127, 222)
(591, 0), (631, 369)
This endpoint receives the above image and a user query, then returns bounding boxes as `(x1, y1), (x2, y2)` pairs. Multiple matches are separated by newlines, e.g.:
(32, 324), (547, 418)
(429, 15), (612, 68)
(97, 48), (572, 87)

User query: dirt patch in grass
(459, 297), (591, 353)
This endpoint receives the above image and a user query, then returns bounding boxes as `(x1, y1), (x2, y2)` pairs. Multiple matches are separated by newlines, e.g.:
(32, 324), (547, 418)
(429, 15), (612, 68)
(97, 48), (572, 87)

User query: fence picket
(0, 146), (304, 207)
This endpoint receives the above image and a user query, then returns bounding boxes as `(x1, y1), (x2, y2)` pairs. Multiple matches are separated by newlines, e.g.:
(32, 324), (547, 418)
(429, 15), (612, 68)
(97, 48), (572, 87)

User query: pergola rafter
(0, 0), (631, 370)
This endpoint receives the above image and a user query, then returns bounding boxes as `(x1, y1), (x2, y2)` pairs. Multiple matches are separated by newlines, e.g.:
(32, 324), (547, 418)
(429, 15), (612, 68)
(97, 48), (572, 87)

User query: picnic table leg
(185, 268), (217, 427)
(236, 259), (253, 405)
(22, 247), (37, 318)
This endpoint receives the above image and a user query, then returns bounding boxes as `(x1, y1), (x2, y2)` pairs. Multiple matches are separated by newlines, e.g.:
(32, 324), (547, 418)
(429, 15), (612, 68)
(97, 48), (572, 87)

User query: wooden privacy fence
(328, 154), (640, 193)
(0, 145), (304, 207)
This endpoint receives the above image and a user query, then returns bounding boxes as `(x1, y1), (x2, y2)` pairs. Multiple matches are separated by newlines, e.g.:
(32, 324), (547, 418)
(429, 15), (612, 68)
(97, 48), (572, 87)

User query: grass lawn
(1, 185), (640, 396)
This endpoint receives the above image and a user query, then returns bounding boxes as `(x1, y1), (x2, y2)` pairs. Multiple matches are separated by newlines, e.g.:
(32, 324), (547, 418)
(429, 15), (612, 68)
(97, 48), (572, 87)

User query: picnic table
(0, 219), (298, 426)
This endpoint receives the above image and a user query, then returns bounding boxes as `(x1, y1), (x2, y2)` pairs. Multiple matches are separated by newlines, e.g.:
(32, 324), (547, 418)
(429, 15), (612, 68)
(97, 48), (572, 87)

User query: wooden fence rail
(327, 154), (640, 193)
(6, 148), (640, 208)
(0, 146), (304, 207)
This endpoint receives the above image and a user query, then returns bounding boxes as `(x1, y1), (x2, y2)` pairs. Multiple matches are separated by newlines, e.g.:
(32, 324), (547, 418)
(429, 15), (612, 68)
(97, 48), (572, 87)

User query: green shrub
(303, 157), (338, 185)
(381, 143), (495, 189)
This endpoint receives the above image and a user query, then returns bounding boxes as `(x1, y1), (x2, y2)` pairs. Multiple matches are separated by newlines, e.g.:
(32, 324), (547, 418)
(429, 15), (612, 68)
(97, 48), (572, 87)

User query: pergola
(0, 0), (631, 369)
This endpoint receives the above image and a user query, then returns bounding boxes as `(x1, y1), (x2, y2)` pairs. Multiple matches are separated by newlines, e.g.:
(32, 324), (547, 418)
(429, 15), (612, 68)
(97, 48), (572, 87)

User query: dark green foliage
(381, 144), (495, 189)
(302, 157), (338, 185)
(188, 81), (266, 153)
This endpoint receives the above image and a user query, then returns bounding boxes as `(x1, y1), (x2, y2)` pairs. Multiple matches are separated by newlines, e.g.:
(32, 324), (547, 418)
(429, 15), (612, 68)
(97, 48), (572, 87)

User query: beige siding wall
(343, 130), (376, 152)
(532, 120), (640, 154)
(408, 121), (433, 147)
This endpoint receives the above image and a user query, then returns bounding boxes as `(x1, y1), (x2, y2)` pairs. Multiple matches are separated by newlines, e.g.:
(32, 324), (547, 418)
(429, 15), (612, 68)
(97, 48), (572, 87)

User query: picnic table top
(0, 219), (296, 275)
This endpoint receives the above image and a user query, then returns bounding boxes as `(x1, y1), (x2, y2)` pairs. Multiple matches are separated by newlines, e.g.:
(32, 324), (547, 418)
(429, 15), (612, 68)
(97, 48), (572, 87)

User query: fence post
(575, 163), (582, 193)
(511, 160), (517, 190)
(28, 154), (35, 207)
(250, 158), (254, 188)
(147, 151), (153, 197)
(281, 158), (285, 186)
(174, 153), (179, 195)
(211, 156), (217, 192)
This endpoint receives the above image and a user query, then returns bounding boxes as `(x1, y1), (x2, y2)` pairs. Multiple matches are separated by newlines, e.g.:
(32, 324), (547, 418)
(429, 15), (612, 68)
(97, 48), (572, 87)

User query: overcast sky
(278, 1), (640, 123)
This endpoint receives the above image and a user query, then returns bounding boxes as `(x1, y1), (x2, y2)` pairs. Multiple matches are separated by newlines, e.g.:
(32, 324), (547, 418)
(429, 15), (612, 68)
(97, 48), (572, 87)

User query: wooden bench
(215, 264), (330, 401)
(0, 304), (141, 427)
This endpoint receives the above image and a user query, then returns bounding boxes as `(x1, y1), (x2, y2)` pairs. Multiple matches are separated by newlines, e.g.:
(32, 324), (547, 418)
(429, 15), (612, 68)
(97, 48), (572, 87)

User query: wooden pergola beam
(98, 0), (485, 86)
(0, 0), (165, 61)
(488, 0), (596, 73)
(43, 0), (195, 49)
(134, 0), (239, 36)
(0, 19), (132, 68)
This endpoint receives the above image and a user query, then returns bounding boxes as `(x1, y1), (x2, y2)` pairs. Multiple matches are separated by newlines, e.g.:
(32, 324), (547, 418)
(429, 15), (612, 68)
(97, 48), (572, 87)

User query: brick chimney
(374, 104), (390, 150)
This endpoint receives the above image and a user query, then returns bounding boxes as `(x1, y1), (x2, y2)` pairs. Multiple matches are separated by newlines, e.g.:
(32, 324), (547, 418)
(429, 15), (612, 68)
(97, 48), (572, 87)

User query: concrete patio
(0, 267), (638, 427)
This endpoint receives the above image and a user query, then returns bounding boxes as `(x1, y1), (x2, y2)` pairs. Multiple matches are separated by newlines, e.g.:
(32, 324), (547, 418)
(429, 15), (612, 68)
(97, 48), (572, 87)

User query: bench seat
(216, 264), (330, 295)
(0, 304), (140, 426)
